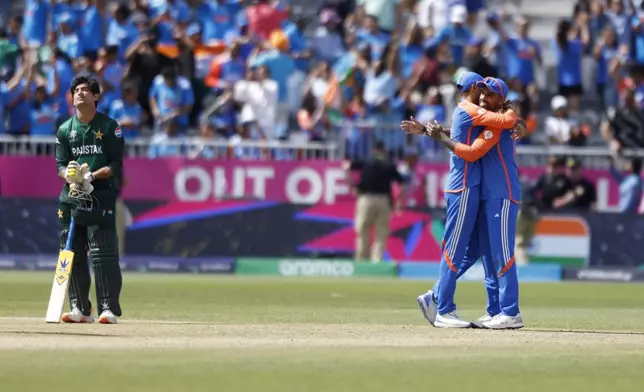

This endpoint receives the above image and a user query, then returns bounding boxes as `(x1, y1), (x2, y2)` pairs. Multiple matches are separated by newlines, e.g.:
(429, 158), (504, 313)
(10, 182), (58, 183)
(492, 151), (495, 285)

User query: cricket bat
(45, 217), (76, 323)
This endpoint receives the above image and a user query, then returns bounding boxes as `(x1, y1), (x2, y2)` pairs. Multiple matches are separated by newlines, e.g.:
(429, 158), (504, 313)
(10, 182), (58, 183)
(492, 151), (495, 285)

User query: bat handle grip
(64, 217), (76, 251)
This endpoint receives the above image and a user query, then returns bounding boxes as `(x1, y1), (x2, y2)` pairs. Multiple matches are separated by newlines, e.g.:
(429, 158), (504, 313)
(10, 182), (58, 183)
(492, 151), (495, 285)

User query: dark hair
(53, 48), (72, 64)
(105, 45), (119, 57)
(374, 140), (386, 151)
(121, 78), (138, 92)
(115, 4), (131, 21)
(300, 91), (317, 114)
(32, 86), (48, 110)
(632, 158), (643, 174)
(70, 75), (101, 107)
(556, 19), (572, 51)
(161, 66), (177, 81)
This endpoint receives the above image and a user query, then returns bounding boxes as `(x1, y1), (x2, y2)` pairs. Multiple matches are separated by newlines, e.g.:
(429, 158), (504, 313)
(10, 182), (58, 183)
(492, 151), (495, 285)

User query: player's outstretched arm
(470, 107), (517, 129)
(453, 129), (502, 162)
(428, 123), (502, 162)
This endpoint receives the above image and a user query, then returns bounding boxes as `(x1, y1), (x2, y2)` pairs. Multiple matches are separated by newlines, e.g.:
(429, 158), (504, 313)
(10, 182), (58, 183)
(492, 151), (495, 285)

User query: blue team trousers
(434, 197), (519, 317)
(435, 187), (481, 315)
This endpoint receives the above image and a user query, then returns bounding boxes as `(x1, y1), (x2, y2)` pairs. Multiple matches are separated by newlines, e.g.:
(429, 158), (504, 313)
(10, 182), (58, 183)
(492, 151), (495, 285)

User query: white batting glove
(65, 161), (84, 184)
(81, 164), (95, 194)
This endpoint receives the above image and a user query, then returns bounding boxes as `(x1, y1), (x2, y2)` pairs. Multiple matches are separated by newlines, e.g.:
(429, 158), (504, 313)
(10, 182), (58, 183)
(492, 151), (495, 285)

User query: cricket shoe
(435, 311), (472, 328)
(61, 307), (95, 323)
(481, 313), (524, 329)
(98, 310), (118, 324)
(416, 290), (438, 326)
(471, 314), (496, 329)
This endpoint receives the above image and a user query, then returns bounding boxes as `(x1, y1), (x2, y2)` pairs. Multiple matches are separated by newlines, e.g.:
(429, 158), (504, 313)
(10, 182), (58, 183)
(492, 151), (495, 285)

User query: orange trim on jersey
(498, 256), (515, 277)
(454, 128), (502, 162)
(496, 144), (520, 204)
(458, 100), (517, 129)
(442, 240), (458, 272)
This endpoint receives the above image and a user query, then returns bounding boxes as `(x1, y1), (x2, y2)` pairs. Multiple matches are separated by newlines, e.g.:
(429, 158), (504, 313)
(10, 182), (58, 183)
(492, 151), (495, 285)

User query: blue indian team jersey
(445, 106), (483, 192)
(480, 130), (522, 202)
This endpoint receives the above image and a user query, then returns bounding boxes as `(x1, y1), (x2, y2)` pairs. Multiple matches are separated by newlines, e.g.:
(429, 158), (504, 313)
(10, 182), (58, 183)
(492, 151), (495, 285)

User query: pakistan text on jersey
(72, 145), (103, 156)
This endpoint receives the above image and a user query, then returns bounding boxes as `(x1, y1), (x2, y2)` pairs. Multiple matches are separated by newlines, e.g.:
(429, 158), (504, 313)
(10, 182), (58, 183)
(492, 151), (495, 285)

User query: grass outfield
(1, 272), (644, 391)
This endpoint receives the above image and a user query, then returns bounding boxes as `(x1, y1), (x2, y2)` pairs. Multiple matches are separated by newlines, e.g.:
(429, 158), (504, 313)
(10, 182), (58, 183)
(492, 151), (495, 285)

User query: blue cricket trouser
(482, 198), (520, 316)
(433, 199), (500, 316)
(435, 186), (481, 315)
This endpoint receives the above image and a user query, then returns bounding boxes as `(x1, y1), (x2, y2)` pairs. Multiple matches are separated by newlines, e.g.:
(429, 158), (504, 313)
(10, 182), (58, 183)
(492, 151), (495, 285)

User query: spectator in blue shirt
(109, 81), (146, 139)
(96, 45), (123, 113)
(594, 25), (625, 113)
(22, 0), (50, 47)
(506, 18), (542, 92)
(51, 0), (83, 32)
(106, 4), (137, 62)
(355, 15), (390, 62)
(610, 157), (643, 213)
(438, 4), (472, 68)
(149, 66), (195, 135)
(44, 48), (75, 122)
(200, 0), (236, 43)
(4, 62), (31, 135)
(6, 16), (22, 47)
(80, 0), (107, 61)
(587, 0), (610, 51)
(249, 30), (296, 105)
(284, 15), (311, 72)
(606, 0), (632, 45)
(57, 13), (84, 59)
(399, 22), (424, 79)
(27, 84), (59, 136)
(553, 17), (589, 114)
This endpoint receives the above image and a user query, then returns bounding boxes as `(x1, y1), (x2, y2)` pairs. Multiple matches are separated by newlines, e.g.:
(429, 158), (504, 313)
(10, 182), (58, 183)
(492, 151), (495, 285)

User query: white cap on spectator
(551, 95), (568, 111)
(450, 5), (467, 24)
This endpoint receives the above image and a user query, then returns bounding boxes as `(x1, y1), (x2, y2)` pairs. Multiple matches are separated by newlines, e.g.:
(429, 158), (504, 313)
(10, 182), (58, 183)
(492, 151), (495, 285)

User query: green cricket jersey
(55, 112), (124, 202)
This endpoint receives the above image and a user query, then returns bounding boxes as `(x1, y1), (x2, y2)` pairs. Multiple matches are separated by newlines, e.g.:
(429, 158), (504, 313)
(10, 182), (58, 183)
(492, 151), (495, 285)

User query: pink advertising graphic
(0, 156), (629, 211)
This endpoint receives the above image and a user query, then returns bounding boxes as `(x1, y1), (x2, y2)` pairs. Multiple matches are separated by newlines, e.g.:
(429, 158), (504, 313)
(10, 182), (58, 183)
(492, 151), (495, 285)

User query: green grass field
(1, 272), (644, 392)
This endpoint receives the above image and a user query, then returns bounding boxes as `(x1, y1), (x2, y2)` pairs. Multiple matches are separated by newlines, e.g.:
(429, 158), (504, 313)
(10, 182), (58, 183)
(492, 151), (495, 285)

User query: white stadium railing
(2, 134), (644, 169)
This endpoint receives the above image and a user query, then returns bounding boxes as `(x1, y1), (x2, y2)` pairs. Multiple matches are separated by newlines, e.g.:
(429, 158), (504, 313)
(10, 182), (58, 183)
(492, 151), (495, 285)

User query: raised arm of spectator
(200, 88), (233, 121)
(5, 61), (28, 109)
(125, 37), (146, 62)
(609, 157), (625, 182)
(577, 15), (591, 46)
(489, 16), (509, 42)
(23, 62), (38, 101)
(149, 84), (160, 119)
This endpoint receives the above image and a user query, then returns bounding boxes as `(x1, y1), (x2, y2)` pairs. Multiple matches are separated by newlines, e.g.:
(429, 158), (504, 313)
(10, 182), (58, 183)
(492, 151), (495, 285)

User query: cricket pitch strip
(1, 317), (643, 350)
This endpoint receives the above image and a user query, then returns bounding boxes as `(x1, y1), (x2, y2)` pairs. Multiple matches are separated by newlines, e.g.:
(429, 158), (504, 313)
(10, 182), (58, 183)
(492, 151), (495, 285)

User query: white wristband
(84, 172), (95, 182)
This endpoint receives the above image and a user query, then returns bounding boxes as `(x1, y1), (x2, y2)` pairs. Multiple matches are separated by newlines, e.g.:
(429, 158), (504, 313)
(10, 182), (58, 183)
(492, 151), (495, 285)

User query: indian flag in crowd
(528, 216), (590, 267)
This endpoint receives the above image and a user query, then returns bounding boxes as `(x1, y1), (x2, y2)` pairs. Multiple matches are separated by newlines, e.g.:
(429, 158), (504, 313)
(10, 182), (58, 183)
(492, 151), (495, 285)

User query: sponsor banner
(2, 198), (639, 266)
(0, 254), (235, 274)
(236, 258), (398, 277)
(0, 157), (630, 211)
(562, 267), (644, 282)
(399, 263), (562, 282)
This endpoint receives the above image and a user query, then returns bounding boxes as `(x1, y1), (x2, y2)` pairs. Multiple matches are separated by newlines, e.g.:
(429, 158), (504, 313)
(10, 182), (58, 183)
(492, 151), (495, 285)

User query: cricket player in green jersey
(55, 75), (125, 324)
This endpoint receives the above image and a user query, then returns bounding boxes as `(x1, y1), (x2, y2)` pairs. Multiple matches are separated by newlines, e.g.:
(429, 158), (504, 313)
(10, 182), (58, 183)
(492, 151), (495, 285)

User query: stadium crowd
(1, 0), (644, 159)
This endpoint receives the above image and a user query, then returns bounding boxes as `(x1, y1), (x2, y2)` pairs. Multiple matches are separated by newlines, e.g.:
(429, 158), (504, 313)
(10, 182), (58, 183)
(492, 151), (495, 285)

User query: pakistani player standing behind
(55, 75), (125, 324)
